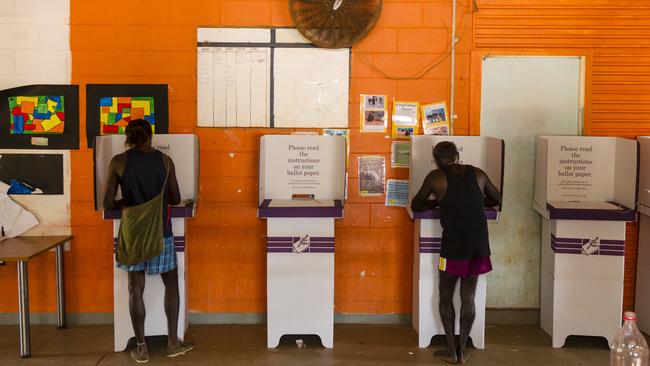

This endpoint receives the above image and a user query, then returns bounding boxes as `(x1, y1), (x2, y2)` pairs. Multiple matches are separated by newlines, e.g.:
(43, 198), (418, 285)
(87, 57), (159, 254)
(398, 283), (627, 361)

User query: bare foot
(130, 343), (149, 364)
(434, 348), (458, 364)
(459, 348), (471, 363)
(166, 340), (195, 358)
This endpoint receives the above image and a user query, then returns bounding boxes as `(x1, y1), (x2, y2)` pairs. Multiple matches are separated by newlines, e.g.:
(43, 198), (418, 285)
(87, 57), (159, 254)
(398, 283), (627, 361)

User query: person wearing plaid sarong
(104, 119), (194, 363)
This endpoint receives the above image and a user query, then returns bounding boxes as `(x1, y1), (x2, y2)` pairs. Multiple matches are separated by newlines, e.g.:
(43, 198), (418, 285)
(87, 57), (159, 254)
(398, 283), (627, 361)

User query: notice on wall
(385, 179), (409, 206)
(555, 143), (595, 199)
(358, 156), (385, 196)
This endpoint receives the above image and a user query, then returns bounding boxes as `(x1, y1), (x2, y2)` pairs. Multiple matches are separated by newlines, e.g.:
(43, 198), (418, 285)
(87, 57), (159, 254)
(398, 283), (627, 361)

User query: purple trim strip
(267, 236), (334, 241)
(266, 236), (335, 253)
(419, 237), (442, 253)
(104, 204), (195, 220)
(550, 235), (625, 256)
(546, 202), (636, 221)
(420, 238), (442, 243)
(258, 199), (344, 218)
(413, 208), (498, 220)
(550, 234), (582, 243)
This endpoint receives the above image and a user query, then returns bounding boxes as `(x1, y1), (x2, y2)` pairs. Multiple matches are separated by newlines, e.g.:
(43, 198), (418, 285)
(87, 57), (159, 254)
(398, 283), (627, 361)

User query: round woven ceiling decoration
(289, 0), (383, 48)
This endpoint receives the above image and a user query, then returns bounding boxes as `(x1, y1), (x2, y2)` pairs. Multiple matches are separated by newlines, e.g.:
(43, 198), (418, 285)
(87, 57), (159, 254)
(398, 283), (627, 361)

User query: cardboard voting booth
(533, 136), (637, 348)
(635, 137), (650, 333)
(94, 134), (199, 352)
(407, 135), (504, 349)
(258, 135), (346, 348)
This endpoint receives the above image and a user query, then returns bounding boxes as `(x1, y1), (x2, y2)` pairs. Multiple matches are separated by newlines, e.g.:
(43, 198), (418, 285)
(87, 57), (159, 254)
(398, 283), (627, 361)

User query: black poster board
(86, 84), (169, 148)
(0, 85), (79, 149)
(0, 154), (64, 195)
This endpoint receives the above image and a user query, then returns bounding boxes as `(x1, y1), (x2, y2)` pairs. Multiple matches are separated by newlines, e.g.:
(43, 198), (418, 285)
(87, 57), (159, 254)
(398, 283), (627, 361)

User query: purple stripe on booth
(420, 237), (442, 253)
(551, 238), (625, 257)
(309, 248), (335, 253)
(420, 249), (441, 254)
(420, 238), (442, 243)
(553, 248), (582, 255)
(546, 203), (636, 221)
(550, 234), (583, 243)
(266, 237), (335, 253)
(599, 244), (625, 250)
(258, 199), (344, 218)
(600, 239), (625, 245)
(599, 250), (625, 256)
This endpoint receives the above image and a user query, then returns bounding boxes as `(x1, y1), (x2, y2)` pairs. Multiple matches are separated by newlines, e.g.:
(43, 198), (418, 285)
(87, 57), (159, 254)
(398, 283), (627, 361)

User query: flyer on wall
(358, 155), (385, 196)
(360, 94), (388, 133)
(391, 141), (410, 168)
(391, 100), (419, 139)
(421, 101), (450, 135)
(385, 179), (409, 207)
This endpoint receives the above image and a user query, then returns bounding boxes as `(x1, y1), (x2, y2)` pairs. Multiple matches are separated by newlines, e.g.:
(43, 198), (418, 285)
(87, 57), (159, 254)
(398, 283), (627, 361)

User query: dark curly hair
(125, 119), (152, 146)
(433, 141), (459, 167)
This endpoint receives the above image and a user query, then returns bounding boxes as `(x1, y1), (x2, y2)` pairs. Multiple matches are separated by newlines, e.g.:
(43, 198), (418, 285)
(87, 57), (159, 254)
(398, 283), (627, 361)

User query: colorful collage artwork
(99, 96), (155, 135)
(9, 96), (65, 134)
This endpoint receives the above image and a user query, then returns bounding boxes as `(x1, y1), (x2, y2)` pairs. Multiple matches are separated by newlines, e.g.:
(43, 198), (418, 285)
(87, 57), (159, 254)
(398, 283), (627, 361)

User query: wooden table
(0, 235), (72, 358)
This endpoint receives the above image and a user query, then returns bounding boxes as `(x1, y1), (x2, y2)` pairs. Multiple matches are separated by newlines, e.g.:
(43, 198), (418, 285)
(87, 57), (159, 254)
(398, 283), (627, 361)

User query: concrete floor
(0, 324), (612, 365)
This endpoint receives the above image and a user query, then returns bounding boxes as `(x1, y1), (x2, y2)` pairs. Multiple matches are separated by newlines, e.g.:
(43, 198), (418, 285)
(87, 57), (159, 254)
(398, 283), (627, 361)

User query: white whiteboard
(197, 47), (270, 127)
(197, 28), (350, 128)
(273, 48), (349, 128)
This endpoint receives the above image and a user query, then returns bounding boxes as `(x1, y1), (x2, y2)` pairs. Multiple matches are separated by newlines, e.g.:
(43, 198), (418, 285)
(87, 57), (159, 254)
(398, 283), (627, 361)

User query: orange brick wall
(472, 0), (650, 311)
(0, 0), (646, 315)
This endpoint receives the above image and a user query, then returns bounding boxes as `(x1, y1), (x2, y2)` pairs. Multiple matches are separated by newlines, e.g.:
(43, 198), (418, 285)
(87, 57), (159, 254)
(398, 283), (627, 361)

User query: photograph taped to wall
(0, 85), (79, 149)
(360, 94), (387, 133)
(364, 95), (385, 110)
(358, 155), (385, 196)
(391, 141), (410, 168)
(86, 84), (168, 147)
(422, 101), (449, 135)
(427, 122), (450, 136)
(99, 97), (155, 136)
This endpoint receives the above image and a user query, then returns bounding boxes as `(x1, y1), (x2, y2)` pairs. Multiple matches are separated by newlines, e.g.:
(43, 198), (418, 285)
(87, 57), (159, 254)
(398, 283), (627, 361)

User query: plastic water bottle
(611, 312), (649, 366)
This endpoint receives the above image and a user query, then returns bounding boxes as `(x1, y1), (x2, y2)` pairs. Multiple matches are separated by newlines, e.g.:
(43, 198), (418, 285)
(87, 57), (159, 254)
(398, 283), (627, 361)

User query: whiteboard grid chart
(197, 28), (350, 128)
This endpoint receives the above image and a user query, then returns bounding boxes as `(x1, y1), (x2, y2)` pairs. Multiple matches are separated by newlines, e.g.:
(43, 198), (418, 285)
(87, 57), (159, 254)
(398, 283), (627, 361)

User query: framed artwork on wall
(0, 84), (79, 149)
(86, 84), (169, 147)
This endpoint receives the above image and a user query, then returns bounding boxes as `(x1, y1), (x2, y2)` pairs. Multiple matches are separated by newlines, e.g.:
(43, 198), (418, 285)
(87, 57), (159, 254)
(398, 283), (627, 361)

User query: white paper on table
(267, 199), (335, 208)
(0, 189), (39, 239)
(547, 201), (623, 210)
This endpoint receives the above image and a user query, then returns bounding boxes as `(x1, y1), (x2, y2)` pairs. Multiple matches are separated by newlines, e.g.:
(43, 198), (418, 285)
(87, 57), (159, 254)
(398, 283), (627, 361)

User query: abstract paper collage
(9, 96), (65, 134)
(99, 96), (155, 135)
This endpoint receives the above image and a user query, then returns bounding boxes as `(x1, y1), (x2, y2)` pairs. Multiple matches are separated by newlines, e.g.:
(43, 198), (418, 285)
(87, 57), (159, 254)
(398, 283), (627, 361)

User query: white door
(480, 56), (583, 308)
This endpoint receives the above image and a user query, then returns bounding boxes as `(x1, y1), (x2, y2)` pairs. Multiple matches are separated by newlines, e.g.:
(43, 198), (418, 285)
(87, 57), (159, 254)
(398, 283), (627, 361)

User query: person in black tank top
(103, 119), (194, 362)
(411, 141), (501, 364)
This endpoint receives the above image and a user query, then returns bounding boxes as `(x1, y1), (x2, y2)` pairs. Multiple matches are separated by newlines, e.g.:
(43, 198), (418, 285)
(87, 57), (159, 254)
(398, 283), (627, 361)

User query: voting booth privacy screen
(408, 135), (504, 213)
(93, 134), (199, 210)
(533, 136), (638, 215)
(259, 134), (346, 205)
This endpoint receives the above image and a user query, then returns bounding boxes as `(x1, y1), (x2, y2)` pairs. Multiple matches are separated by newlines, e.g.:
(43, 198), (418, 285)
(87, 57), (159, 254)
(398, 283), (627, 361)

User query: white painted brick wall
(0, 0), (71, 90)
(0, 0), (71, 235)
